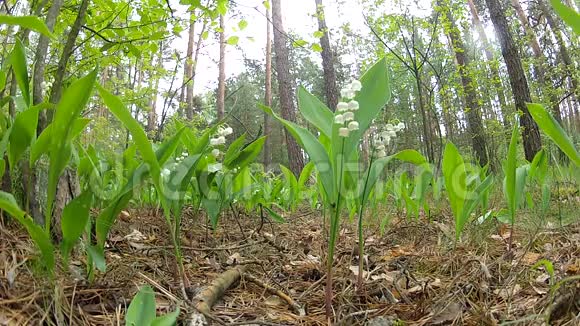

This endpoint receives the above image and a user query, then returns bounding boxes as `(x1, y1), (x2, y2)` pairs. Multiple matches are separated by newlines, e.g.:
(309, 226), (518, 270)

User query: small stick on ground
(243, 272), (306, 316)
(194, 265), (248, 315)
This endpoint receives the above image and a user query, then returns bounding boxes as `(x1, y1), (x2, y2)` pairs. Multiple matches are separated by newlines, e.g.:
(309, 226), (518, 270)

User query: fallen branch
(194, 265), (248, 315)
(243, 273), (306, 316)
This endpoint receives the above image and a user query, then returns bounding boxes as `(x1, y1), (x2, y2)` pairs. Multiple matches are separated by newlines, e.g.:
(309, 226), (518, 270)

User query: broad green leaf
(9, 39), (30, 107)
(264, 206), (286, 223)
(462, 174), (494, 226)
(310, 43), (323, 52)
(550, 0), (580, 34)
(297, 87), (333, 137)
(60, 191), (93, 263)
(226, 36), (239, 45)
(151, 308), (180, 326)
(9, 105), (39, 170)
(442, 142), (466, 239)
(238, 19), (248, 30)
(31, 118), (90, 167)
(224, 133), (247, 165)
(527, 103), (580, 166)
(0, 15), (55, 38)
(224, 136), (266, 170)
(0, 191), (54, 272)
(292, 39), (308, 47)
(313, 30), (324, 38)
(391, 149), (429, 166)
(0, 70), (6, 90)
(280, 165), (298, 208)
(260, 104), (335, 203)
(125, 285), (156, 326)
(47, 69), (97, 231)
(202, 197), (220, 229)
(361, 156), (392, 205)
(98, 84), (163, 202)
(298, 161), (315, 189)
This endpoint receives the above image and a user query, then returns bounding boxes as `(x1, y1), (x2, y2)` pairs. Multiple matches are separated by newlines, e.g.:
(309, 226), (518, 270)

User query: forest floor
(0, 205), (579, 325)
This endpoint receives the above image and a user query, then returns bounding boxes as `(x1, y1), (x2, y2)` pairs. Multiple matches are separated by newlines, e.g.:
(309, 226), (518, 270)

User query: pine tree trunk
(442, 3), (488, 166)
(148, 41), (163, 135)
(263, 7), (273, 169)
(217, 14), (226, 121)
(272, 0), (305, 175)
(486, 0), (542, 161)
(467, 0), (510, 128)
(314, 0), (339, 111)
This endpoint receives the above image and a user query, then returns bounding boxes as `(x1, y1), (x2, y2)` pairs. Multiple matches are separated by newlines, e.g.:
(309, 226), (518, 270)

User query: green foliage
(443, 142), (494, 240)
(125, 285), (179, 326)
(550, 0), (580, 34)
(8, 39), (31, 107)
(0, 15), (55, 38)
(527, 103), (580, 166)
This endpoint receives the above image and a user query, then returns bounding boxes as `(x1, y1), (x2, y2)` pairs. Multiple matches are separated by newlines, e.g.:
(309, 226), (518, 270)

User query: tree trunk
(216, 14), (226, 121)
(511, 0), (563, 125)
(49, 0), (90, 106)
(314, 0), (339, 111)
(486, 0), (542, 161)
(467, 0), (510, 128)
(182, 14), (195, 120)
(442, 3), (488, 166)
(415, 72), (434, 162)
(263, 6), (273, 169)
(538, 0), (579, 101)
(272, 0), (305, 175)
(148, 41), (163, 135)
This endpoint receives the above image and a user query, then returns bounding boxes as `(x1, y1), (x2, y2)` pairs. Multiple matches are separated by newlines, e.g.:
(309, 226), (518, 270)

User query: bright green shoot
(442, 142), (494, 242)
(125, 285), (179, 326)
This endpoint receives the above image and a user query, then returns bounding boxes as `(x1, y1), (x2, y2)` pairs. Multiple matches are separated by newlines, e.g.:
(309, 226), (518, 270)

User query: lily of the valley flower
(211, 148), (220, 157)
(337, 102), (349, 112)
(334, 114), (345, 124)
(348, 121), (359, 131)
(343, 111), (354, 122)
(350, 80), (362, 92)
(338, 127), (350, 137)
(348, 100), (359, 111)
(208, 163), (223, 173)
(340, 87), (355, 99)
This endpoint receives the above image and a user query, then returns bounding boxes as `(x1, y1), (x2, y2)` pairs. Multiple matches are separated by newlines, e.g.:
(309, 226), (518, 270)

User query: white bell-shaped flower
(396, 122), (405, 131)
(340, 87), (354, 99)
(388, 130), (396, 138)
(210, 138), (219, 146)
(385, 123), (394, 131)
(334, 114), (345, 124)
(217, 136), (226, 145)
(211, 148), (220, 157)
(337, 102), (349, 112)
(208, 163), (223, 173)
(348, 121), (359, 131)
(343, 111), (354, 122)
(383, 135), (391, 146)
(350, 80), (362, 92)
(376, 150), (387, 158)
(348, 100), (359, 111)
(161, 168), (171, 178)
(376, 144), (385, 151)
(338, 127), (350, 137)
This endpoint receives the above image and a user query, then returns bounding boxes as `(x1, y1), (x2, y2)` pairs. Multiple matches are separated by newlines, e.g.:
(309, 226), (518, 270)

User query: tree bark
(486, 0), (542, 161)
(511, 0), (563, 125)
(466, 0), (510, 128)
(314, 0), (339, 111)
(263, 6), (273, 169)
(148, 41), (163, 135)
(442, 2), (488, 166)
(538, 0), (579, 101)
(216, 14), (226, 121)
(49, 0), (90, 106)
(272, 0), (305, 175)
(182, 14), (195, 120)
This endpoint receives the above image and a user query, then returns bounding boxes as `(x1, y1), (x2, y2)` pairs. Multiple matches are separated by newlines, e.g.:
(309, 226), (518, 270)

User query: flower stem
(357, 148), (375, 291)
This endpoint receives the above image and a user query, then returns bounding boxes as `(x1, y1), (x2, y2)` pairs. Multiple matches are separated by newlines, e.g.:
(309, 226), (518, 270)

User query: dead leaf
(430, 301), (463, 325)
(124, 229), (146, 242)
(226, 253), (242, 265)
(264, 295), (284, 307)
(494, 284), (522, 299)
(521, 252), (541, 265)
